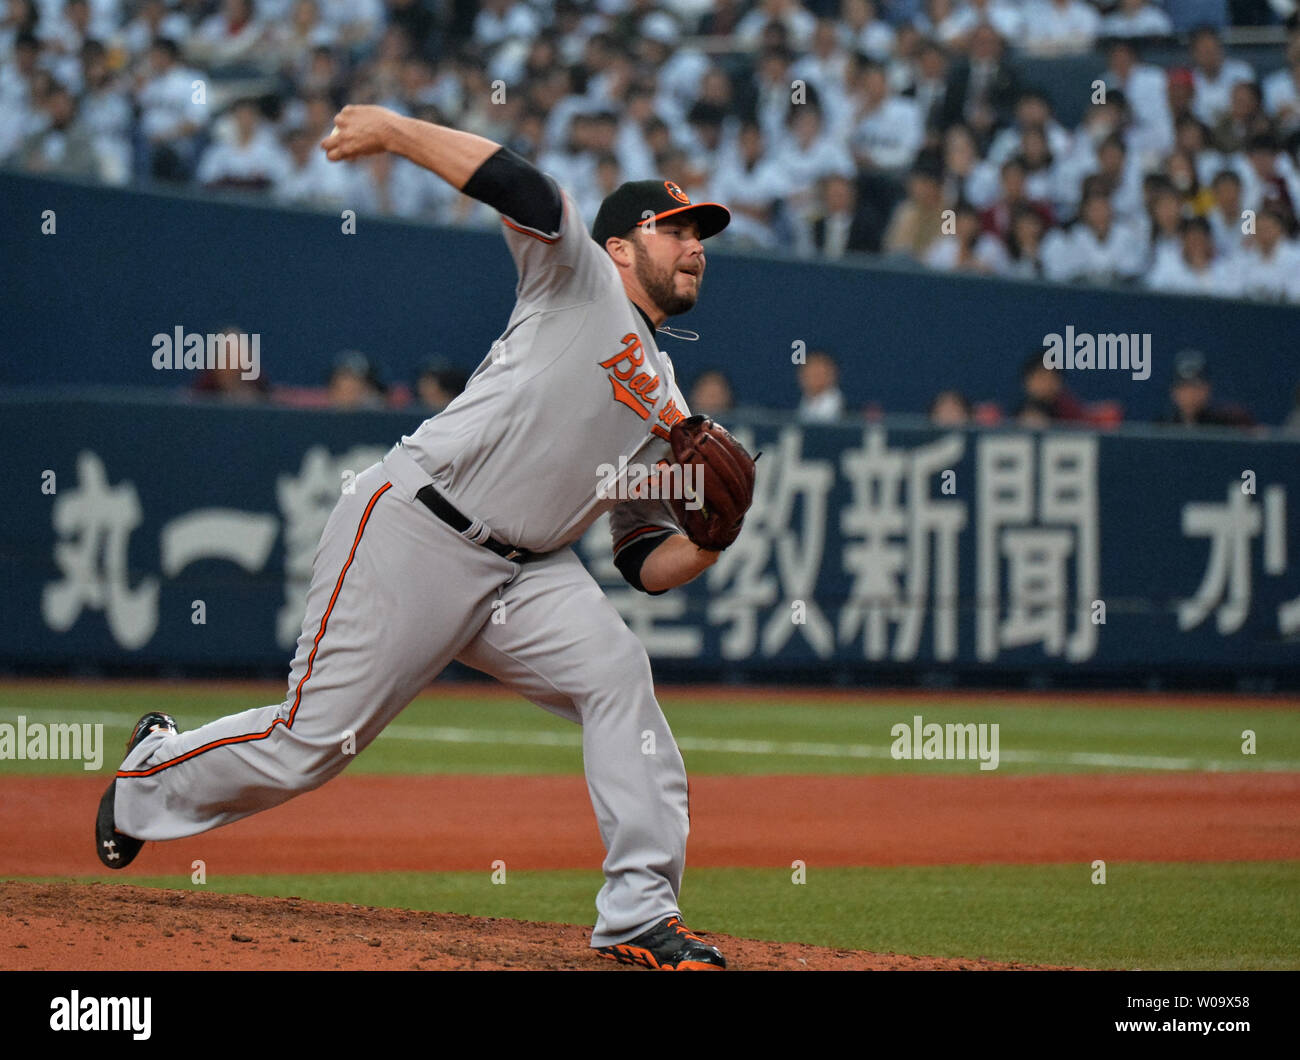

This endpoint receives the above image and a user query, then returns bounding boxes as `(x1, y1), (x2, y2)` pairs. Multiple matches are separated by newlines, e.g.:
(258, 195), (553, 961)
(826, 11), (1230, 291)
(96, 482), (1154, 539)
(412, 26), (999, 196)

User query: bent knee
(577, 629), (654, 697)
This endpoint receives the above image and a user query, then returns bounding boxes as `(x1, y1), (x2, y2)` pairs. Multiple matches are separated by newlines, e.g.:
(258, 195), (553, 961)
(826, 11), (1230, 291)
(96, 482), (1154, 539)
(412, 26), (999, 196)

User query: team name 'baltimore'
(599, 334), (687, 441)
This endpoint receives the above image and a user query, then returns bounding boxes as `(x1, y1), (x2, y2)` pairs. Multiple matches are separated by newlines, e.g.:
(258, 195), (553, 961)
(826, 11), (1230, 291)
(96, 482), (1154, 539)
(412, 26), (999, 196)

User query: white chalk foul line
(9, 710), (1299, 773)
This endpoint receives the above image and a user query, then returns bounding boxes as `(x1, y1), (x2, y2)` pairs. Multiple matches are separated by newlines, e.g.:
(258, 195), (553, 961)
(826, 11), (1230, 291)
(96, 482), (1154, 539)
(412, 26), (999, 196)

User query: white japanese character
(976, 434), (1099, 661)
(42, 451), (159, 650)
(839, 429), (967, 661)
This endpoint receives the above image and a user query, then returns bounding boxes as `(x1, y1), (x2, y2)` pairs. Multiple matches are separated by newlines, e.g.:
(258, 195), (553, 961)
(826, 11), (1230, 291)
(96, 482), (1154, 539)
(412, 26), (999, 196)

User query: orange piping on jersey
(501, 216), (560, 244)
(116, 481), (394, 779)
(614, 525), (673, 553)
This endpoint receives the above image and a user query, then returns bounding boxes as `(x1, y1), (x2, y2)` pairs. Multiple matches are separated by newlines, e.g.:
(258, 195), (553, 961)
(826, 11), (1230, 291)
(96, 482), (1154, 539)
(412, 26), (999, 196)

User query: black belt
(415, 484), (533, 562)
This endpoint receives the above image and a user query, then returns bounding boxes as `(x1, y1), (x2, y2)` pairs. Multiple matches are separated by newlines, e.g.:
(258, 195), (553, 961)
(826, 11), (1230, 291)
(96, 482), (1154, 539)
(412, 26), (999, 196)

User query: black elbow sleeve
(462, 146), (563, 235)
(614, 532), (674, 595)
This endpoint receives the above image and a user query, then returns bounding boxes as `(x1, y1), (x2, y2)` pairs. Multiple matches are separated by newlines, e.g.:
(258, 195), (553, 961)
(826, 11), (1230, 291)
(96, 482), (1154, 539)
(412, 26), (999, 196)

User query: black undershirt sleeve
(462, 146), (563, 235)
(614, 531), (676, 595)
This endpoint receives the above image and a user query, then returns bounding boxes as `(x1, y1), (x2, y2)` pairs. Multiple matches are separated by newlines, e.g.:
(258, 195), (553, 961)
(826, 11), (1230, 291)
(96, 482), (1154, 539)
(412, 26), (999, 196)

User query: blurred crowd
(5, 0), (1300, 304)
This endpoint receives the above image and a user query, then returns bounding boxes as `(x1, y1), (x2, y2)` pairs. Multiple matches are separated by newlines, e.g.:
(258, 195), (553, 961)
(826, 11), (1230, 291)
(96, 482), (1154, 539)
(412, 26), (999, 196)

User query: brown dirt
(1, 772), (1297, 878)
(3, 764), (1295, 972)
(0, 881), (1061, 971)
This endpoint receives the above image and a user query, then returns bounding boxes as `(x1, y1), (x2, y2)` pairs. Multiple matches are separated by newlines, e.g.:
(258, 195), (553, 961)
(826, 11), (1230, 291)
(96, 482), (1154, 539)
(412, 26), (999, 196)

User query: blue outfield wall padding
(3, 171), (1299, 427)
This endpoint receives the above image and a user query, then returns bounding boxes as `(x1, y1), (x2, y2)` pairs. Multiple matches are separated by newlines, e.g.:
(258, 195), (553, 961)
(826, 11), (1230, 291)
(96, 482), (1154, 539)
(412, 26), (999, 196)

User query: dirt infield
(1, 772), (1297, 877)
(2, 771), (1295, 970)
(0, 882), (1062, 971)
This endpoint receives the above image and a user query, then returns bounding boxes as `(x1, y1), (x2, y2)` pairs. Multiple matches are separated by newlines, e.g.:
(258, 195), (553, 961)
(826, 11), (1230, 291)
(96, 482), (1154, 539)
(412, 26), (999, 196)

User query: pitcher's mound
(1, 881), (1057, 971)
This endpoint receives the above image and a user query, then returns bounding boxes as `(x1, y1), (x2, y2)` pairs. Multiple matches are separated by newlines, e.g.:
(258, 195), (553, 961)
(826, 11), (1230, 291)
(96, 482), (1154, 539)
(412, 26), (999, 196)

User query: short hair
(150, 37), (180, 60)
(1022, 351), (1053, 379)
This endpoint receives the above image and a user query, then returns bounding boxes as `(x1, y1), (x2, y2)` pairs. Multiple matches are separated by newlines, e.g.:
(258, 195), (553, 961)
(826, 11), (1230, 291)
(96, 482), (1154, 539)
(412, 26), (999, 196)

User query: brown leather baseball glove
(666, 415), (757, 551)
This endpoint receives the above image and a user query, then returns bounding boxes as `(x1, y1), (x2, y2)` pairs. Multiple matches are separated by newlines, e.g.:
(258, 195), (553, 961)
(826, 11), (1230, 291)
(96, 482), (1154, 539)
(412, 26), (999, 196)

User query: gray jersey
(400, 188), (688, 557)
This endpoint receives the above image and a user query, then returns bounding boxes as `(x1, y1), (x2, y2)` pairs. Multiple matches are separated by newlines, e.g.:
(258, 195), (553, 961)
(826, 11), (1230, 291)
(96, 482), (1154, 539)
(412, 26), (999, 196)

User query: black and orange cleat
(94, 712), (178, 870)
(597, 916), (726, 971)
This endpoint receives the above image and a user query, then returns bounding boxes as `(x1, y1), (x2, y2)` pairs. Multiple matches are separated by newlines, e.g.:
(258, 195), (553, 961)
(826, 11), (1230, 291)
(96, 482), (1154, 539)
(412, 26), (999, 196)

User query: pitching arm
(321, 105), (561, 234)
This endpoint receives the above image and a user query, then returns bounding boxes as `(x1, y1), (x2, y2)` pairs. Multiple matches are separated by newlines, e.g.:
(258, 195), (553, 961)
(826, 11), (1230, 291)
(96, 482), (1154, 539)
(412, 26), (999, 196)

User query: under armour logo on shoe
(102, 839), (120, 861)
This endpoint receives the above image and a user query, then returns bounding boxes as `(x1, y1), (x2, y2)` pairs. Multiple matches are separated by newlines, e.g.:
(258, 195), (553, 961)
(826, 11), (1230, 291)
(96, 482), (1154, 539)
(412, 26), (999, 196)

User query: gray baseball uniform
(112, 188), (702, 947)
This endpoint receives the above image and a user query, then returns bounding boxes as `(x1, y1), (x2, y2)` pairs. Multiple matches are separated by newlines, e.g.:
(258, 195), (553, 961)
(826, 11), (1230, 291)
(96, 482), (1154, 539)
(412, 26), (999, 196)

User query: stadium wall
(3, 171), (1298, 426)
(5, 394), (1297, 688)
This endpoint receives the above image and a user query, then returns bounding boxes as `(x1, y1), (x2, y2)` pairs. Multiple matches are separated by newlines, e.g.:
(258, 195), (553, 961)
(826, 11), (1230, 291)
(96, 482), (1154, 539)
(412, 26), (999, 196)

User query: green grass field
(3, 682), (1298, 969)
(3, 683), (1298, 776)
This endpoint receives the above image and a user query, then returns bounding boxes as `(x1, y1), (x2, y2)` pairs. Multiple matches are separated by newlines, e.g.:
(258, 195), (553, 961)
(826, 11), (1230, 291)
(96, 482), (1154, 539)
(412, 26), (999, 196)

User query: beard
(633, 239), (700, 318)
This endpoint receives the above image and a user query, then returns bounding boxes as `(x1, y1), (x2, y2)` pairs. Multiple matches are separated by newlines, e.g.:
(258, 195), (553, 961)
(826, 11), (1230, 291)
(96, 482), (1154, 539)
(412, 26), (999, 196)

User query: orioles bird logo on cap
(664, 181), (690, 204)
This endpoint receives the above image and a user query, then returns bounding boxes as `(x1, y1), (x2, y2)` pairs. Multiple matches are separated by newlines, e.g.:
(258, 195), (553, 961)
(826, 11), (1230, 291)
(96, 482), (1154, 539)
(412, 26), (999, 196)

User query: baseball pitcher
(95, 105), (758, 971)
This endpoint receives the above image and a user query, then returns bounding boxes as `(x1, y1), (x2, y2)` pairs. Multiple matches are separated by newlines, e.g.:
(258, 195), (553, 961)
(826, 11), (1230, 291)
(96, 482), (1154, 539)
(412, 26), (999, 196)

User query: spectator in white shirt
(924, 200), (1008, 273)
(851, 59), (924, 173)
(1239, 205), (1300, 302)
(1262, 36), (1300, 137)
(752, 44), (798, 146)
(1145, 216), (1244, 296)
(944, 122), (1000, 208)
(1016, 125), (1064, 210)
(792, 17), (852, 101)
(36, 0), (90, 91)
(839, 0), (894, 62)
(1172, 111), (1229, 187)
(1189, 26), (1255, 126)
(1211, 80), (1273, 155)
(1022, 0), (1100, 56)
(1042, 189), (1145, 283)
(1100, 0), (1173, 38)
(17, 82), (99, 177)
(1205, 168), (1249, 258)
(1104, 39), (1173, 163)
(913, 0), (956, 38)
(135, 36), (208, 181)
(998, 203), (1050, 279)
(270, 0), (337, 82)
(188, 0), (272, 71)
(796, 350), (847, 423)
(275, 122), (349, 205)
(683, 100), (730, 175)
(1090, 133), (1147, 222)
(78, 38), (132, 184)
(0, 34), (44, 162)
(987, 91), (1073, 168)
(1141, 177), (1188, 269)
(711, 119), (789, 249)
(982, 155), (1057, 238)
(774, 93), (856, 220)
(118, 0), (192, 61)
(736, 0), (816, 52)
(936, 0), (1024, 49)
(197, 97), (292, 191)
(576, 152), (623, 231)
(317, 0), (384, 47)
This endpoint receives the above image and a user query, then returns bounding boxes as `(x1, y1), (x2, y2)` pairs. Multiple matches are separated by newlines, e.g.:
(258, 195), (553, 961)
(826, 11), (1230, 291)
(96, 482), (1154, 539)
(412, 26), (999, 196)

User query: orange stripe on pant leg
(116, 480), (394, 780)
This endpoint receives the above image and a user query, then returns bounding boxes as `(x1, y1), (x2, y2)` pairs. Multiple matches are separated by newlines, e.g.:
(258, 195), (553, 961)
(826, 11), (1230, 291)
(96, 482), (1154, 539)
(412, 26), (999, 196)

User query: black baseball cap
(591, 179), (730, 246)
